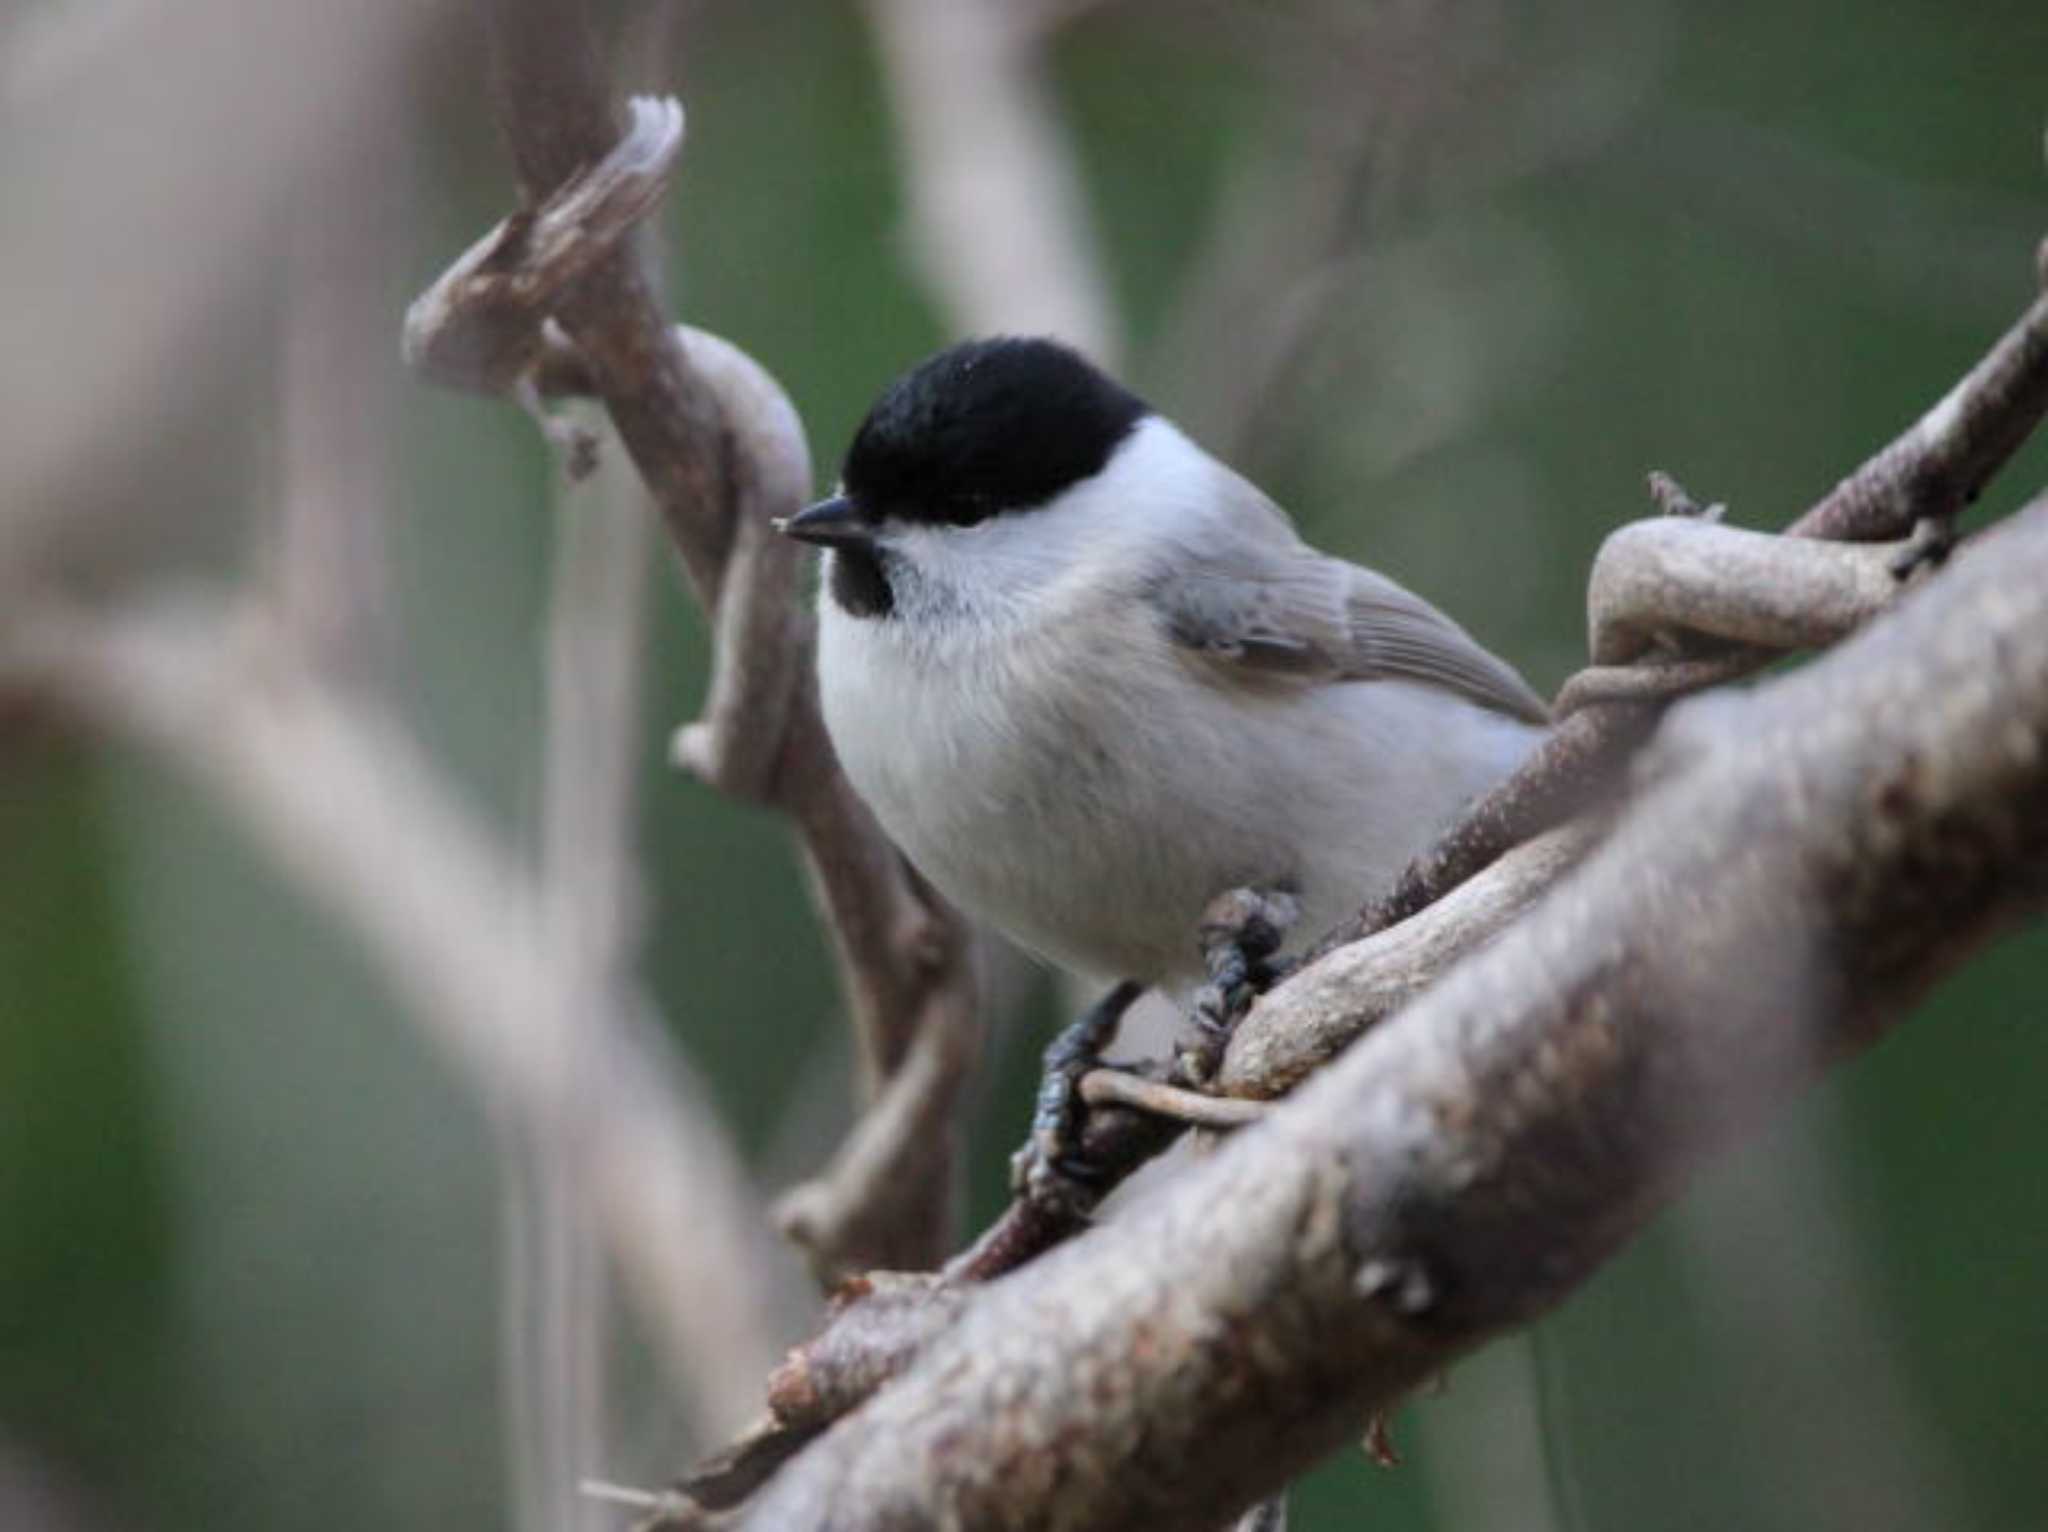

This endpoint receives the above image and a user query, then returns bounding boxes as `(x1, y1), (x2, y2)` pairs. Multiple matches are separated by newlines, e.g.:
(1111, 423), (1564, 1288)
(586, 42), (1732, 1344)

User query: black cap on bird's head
(777, 338), (1150, 618)
(782, 338), (1150, 549)
(844, 336), (1150, 525)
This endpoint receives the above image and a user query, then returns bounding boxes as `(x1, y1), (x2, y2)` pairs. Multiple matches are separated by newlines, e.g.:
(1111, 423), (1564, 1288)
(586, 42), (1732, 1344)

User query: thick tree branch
(733, 493), (2048, 1530)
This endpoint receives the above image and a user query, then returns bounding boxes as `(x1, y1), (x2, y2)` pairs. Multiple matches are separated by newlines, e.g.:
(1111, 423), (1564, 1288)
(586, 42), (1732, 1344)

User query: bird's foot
(1175, 886), (1300, 1088)
(1010, 980), (1146, 1216)
(1889, 515), (1957, 579)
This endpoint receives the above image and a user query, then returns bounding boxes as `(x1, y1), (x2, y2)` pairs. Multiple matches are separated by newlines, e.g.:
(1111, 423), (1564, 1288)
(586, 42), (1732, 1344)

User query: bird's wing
(1150, 521), (1551, 725)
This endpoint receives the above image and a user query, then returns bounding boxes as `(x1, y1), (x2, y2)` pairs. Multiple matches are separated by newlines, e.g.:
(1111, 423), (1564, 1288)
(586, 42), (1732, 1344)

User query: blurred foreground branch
(863, 0), (1119, 357)
(0, 597), (789, 1438)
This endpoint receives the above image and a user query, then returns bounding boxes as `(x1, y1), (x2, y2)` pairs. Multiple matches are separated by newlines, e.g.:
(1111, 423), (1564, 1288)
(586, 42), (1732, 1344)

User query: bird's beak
(774, 495), (873, 550)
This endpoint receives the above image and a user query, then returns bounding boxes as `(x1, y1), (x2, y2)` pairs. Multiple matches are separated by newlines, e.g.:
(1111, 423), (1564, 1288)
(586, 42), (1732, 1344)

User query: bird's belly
(826, 685), (1176, 979)
(916, 773), (1251, 986)
(822, 637), (1223, 980)
(821, 625), (1535, 985)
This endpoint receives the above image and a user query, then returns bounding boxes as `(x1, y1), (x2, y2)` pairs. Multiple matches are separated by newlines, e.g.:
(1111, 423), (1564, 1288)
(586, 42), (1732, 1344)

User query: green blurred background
(4, 0), (2046, 1527)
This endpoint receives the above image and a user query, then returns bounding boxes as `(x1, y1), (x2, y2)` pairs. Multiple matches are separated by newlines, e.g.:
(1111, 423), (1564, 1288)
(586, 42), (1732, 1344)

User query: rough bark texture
(1585, 518), (1909, 664)
(734, 497), (2048, 1530)
(1218, 821), (1596, 1098)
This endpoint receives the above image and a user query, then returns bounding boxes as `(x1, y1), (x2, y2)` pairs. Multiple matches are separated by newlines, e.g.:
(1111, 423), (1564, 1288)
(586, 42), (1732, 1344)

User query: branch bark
(1215, 820), (1596, 1099)
(1349, 267), (2048, 940)
(733, 491), (2048, 1530)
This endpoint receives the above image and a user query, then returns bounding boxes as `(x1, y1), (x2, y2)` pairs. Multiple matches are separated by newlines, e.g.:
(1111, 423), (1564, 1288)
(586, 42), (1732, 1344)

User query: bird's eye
(943, 494), (996, 528)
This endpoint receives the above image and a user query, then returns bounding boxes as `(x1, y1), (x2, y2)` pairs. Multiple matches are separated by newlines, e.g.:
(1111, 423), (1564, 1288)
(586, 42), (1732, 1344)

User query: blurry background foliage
(4, 0), (2047, 1528)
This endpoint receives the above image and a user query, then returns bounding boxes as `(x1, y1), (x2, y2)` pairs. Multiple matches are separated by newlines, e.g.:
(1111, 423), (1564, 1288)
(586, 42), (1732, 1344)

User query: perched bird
(781, 337), (1547, 999)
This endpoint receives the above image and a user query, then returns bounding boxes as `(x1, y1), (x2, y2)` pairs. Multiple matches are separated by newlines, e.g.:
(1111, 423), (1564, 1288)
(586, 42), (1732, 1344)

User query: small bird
(782, 337), (1548, 1001)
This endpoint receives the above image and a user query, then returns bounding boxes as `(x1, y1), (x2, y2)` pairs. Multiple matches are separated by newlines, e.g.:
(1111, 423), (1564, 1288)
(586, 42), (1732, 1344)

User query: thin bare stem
(518, 419), (659, 1528)
(1217, 822), (1598, 1099)
(862, 0), (1119, 357)
(1077, 1070), (1269, 1130)
(273, 89), (402, 677)
(1793, 276), (2048, 542)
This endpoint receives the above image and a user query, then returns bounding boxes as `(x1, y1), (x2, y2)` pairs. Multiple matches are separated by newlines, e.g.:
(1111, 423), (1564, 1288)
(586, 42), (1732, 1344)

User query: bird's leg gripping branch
(1010, 979), (1145, 1217)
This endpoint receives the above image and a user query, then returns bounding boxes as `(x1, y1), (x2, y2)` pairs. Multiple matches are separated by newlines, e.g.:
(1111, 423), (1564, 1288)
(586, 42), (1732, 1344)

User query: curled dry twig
(862, 0), (1120, 355)
(1349, 261), (2048, 939)
(1548, 514), (1941, 715)
(1585, 517), (1917, 666)
(1238, 257), (2048, 1094)
(405, 7), (980, 1277)
(1224, 254), (2048, 1135)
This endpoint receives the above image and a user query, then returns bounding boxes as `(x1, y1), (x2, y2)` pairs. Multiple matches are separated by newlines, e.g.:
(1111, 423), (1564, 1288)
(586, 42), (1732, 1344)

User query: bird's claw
(1889, 516), (1956, 579)
(1175, 887), (1299, 1087)
(1008, 890), (1297, 1209)
(1010, 980), (1144, 1213)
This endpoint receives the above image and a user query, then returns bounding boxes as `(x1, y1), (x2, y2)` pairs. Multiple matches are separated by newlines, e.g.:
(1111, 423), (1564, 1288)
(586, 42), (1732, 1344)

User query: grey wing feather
(1154, 530), (1551, 725)
(1340, 563), (1550, 722)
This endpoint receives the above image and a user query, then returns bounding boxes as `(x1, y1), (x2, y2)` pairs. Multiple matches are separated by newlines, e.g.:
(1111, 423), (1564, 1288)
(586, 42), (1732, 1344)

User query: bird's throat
(829, 544), (895, 619)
